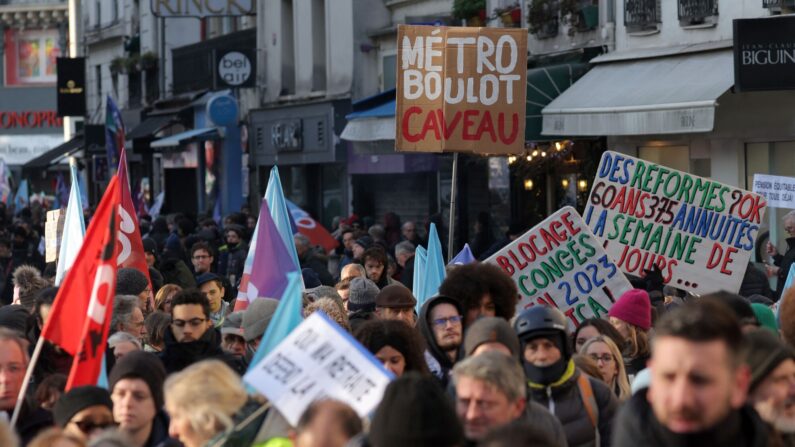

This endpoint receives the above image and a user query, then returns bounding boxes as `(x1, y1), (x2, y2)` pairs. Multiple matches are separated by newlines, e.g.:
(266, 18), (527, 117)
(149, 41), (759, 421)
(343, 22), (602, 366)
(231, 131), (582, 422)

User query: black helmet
(513, 306), (571, 359)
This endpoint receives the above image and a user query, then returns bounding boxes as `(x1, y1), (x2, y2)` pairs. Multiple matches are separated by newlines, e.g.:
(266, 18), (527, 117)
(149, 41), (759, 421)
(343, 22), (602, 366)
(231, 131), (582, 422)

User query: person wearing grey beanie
(116, 268), (151, 311)
(347, 277), (380, 332)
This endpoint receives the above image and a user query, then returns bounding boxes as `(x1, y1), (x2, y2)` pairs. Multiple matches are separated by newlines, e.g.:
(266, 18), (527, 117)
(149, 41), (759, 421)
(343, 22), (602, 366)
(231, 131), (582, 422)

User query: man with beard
(514, 305), (617, 447)
(614, 298), (769, 446)
(745, 328), (795, 446)
(159, 289), (244, 374)
(418, 295), (464, 387)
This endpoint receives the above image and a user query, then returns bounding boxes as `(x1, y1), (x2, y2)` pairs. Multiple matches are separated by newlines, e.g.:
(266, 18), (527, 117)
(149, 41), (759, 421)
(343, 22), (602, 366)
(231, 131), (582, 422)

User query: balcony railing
(678, 0), (718, 25)
(764, 0), (795, 8)
(625, 0), (660, 31)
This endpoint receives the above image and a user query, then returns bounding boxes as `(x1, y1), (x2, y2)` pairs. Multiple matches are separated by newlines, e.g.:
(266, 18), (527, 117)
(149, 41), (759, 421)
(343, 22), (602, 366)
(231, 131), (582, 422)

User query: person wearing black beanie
(53, 386), (114, 443)
(369, 372), (463, 447)
(109, 351), (176, 447)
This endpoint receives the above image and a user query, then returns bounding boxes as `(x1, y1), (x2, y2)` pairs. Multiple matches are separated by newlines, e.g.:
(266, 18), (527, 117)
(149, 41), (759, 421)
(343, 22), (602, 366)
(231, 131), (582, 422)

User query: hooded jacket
(158, 326), (245, 375)
(613, 389), (769, 447)
(418, 295), (464, 388)
(527, 360), (617, 447)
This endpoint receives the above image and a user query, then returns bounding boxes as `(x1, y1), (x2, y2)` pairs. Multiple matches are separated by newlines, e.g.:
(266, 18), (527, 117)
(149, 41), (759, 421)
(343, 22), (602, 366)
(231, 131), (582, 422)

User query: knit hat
(12, 265), (49, 310)
(225, 224), (246, 239)
(751, 303), (778, 334)
(354, 236), (373, 251)
(608, 289), (652, 331)
(142, 238), (158, 255)
(242, 298), (279, 342)
(305, 286), (345, 312)
(369, 373), (464, 447)
(108, 351), (167, 409)
(347, 277), (380, 313)
(221, 311), (246, 338)
(745, 329), (795, 392)
(375, 284), (416, 309)
(53, 386), (113, 427)
(116, 268), (149, 296)
(0, 305), (29, 335)
(463, 317), (521, 359)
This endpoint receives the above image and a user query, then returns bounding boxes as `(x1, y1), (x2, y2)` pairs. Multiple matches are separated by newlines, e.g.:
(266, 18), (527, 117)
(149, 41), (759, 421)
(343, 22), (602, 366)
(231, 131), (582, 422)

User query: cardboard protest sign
(395, 25), (527, 154)
(752, 174), (795, 209)
(585, 151), (767, 295)
(244, 312), (394, 426)
(45, 209), (65, 263)
(485, 207), (632, 328)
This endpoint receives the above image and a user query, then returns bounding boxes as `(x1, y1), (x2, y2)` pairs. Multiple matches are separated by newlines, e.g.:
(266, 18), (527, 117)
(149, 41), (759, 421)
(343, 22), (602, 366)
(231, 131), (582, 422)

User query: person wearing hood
(158, 289), (244, 374)
(514, 306), (617, 447)
(614, 298), (769, 447)
(418, 295), (464, 388)
(110, 351), (179, 447)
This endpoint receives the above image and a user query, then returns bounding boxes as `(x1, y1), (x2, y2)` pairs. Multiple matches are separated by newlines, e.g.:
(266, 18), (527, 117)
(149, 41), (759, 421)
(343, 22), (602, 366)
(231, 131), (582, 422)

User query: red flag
(117, 149), (153, 305)
(40, 176), (121, 388)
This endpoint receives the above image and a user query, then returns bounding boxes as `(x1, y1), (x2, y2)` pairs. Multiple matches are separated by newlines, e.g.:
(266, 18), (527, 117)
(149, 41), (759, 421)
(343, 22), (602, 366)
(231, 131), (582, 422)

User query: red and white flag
(117, 148), (153, 308)
(40, 176), (122, 389)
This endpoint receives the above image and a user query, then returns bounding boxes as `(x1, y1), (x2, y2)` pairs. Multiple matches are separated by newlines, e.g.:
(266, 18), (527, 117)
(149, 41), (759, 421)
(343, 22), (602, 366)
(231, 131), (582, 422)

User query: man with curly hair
(439, 263), (518, 328)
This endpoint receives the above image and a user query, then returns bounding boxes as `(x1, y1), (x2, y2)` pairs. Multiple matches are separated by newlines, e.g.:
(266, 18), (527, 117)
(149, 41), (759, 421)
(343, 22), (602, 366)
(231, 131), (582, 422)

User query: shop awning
(126, 115), (176, 140)
(23, 136), (83, 169)
(150, 127), (221, 149)
(542, 50), (734, 136)
(526, 63), (589, 141)
(341, 89), (396, 142)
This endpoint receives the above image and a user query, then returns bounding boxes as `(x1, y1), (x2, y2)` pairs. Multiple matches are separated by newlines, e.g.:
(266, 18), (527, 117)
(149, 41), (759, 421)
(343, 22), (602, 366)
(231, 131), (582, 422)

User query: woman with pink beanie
(607, 289), (652, 379)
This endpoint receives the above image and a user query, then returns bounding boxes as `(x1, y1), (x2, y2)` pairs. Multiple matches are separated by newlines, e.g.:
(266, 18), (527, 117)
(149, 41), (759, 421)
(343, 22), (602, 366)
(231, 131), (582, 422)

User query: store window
(4, 29), (60, 85)
(637, 145), (710, 177)
(382, 53), (396, 91)
(746, 141), (795, 261)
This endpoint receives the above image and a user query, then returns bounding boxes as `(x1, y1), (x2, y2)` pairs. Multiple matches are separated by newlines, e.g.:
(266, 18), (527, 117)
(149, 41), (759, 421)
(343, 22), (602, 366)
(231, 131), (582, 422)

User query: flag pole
(447, 152), (459, 263)
(10, 336), (45, 427)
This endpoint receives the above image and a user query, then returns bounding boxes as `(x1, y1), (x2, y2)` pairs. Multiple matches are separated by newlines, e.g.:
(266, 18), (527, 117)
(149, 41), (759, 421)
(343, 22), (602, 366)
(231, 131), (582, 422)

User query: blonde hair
(582, 336), (631, 401)
(155, 284), (182, 311)
(624, 323), (650, 359)
(164, 360), (247, 442)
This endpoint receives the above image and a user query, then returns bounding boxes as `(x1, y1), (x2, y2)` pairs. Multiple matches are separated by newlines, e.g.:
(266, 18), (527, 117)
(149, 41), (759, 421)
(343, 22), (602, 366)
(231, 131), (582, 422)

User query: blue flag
(413, 246), (427, 314)
(14, 179), (28, 215)
(246, 271), (304, 374)
(418, 223), (446, 307)
(105, 95), (125, 170)
(55, 159), (87, 285)
(265, 167), (302, 276)
(449, 243), (476, 266)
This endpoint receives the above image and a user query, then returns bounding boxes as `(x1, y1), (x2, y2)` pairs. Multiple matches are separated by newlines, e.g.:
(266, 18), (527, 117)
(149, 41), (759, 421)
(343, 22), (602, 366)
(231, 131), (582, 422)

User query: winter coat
(774, 237), (795, 300)
(300, 249), (335, 286)
(624, 352), (650, 378)
(158, 258), (196, 289)
(158, 326), (245, 375)
(219, 243), (247, 286)
(528, 362), (617, 447)
(399, 255), (415, 289)
(3, 399), (53, 446)
(740, 262), (774, 299)
(206, 399), (270, 447)
(613, 389), (769, 447)
(525, 401), (569, 447)
(418, 295), (465, 389)
(145, 410), (181, 447)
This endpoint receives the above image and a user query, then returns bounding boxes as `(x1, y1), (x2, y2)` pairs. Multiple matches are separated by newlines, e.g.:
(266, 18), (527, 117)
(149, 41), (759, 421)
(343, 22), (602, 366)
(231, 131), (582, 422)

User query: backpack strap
(577, 373), (599, 429)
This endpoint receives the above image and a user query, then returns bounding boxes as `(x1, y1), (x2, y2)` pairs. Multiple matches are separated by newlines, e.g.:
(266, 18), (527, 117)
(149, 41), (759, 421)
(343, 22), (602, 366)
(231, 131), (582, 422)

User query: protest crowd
(0, 159), (794, 447)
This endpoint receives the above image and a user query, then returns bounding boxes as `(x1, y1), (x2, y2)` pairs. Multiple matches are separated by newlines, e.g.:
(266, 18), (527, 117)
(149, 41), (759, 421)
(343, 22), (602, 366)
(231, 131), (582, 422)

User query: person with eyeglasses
(581, 335), (632, 402)
(418, 295), (465, 388)
(159, 289), (245, 375)
(52, 386), (115, 443)
(766, 210), (795, 301)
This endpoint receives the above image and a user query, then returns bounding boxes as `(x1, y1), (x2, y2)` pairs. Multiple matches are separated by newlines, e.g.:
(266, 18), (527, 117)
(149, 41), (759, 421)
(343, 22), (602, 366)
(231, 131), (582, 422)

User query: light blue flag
(449, 243), (476, 266)
(246, 271), (304, 375)
(55, 159), (86, 285)
(419, 223), (446, 307)
(14, 179), (28, 215)
(413, 246), (427, 314)
(265, 167), (302, 276)
(97, 353), (109, 389)
(784, 264), (795, 294)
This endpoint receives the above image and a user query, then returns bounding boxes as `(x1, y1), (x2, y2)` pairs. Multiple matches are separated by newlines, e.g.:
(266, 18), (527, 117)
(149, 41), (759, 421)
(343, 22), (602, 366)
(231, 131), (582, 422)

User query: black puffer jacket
(418, 295), (464, 388)
(528, 362), (617, 447)
(774, 237), (795, 301)
(613, 389), (769, 447)
(158, 327), (245, 375)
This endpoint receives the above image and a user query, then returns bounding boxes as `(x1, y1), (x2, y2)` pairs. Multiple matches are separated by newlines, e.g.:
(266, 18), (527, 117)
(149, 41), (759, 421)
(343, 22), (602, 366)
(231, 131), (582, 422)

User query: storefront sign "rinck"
(152, 0), (254, 17)
(0, 111), (62, 129)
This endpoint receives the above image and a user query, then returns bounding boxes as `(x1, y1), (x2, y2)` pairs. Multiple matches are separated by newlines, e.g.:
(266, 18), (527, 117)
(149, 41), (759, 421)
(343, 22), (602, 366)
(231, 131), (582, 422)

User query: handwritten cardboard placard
(395, 25), (527, 154)
(485, 207), (632, 328)
(585, 151), (767, 295)
(45, 209), (65, 263)
(752, 174), (795, 209)
(243, 312), (394, 426)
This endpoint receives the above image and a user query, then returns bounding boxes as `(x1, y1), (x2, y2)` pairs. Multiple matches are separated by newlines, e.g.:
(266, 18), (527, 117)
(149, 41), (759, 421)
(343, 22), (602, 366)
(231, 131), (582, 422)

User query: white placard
(752, 174), (795, 209)
(586, 151), (767, 295)
(485, 207), (633, 328)
(243, 312), (394, 426)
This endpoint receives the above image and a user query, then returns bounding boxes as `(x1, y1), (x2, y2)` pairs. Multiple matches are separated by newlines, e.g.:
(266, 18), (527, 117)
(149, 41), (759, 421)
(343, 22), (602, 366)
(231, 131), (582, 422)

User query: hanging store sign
(152, 0), (254, 17)
(734, 16), (795, 92)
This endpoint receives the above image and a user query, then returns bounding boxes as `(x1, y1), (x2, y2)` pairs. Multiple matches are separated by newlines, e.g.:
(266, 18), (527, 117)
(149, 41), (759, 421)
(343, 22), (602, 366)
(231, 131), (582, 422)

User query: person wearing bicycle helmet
(514, 305), (618, 447)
